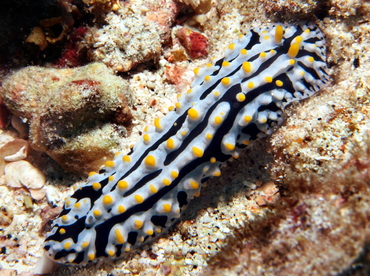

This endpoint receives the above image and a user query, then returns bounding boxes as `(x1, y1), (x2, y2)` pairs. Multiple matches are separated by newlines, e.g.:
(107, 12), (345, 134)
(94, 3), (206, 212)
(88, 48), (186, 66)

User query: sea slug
(44, 23), (329, 265)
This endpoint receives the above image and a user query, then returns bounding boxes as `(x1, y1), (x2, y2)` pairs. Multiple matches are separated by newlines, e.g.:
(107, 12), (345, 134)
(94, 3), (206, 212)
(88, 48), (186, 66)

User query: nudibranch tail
(44, 23), (329, 265)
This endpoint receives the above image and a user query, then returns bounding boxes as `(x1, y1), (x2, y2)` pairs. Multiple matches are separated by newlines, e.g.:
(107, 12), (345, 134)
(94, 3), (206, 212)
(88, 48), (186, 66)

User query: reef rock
(1, 63), (133, 174)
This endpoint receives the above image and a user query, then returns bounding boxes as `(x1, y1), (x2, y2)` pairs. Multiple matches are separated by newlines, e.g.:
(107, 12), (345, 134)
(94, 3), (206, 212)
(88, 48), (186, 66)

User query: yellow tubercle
(221, 77), (231, 86)
(188, 107), (199, 120)
(190, 180), (199, 189)
(123, 155), (131, 162)
(265, 76), (273, 83)
(108, 175), (114, 182)
(117, 205), (126, 213)
(214, 116), (223, 125)
(145, 155), (156, 167)
(163, 203), (172, 213)
(103, 195), (113, 205)
(134, 194), (144, 204)
(192, 146), (204, 158)
(167, 138), (175, 149)
(274, 25), (284, 44)
(143, 134), (150, 142)
(134, 220), (143, 229)
(242, 61), (252, 74)
(225, 143), (235, 151)
(222, 61), (230, 67)
(115, 228), (125, 244)
(118, 180), (128, 189)
(93, 209), (101, 217)
(105, 160), (115, 168)
(149, 184), (158, 194)
(236, 93), (246, 102)
(288, 43), (300, 58)
(92, 182), (101, 191)
(154, 118), (162, 130)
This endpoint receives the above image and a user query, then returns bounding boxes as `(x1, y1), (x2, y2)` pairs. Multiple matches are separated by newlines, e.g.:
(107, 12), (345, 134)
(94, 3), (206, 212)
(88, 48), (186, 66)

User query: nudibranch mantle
(44, 23), (329, 265)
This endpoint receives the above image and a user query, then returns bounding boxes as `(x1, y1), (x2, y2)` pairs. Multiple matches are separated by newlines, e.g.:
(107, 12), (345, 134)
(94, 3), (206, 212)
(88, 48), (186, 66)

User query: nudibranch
(44, 23), (329, 265)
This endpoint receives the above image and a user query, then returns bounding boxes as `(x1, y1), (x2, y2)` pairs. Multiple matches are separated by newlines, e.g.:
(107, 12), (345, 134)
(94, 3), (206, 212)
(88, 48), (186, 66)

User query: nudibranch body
(44, 23), (329, 265)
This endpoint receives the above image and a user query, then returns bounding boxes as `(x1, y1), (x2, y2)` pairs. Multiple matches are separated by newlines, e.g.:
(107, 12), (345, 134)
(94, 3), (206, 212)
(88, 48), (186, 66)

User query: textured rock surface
(1, 63), (133, 174)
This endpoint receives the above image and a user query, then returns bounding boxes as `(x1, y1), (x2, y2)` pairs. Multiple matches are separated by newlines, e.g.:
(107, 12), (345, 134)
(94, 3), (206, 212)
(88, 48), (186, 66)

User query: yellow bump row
(117, 205), (126, 213)
(236, 93), (246, 102)
(103, 195), (113, 205)
(204, 75), (211, 82)
(88, 171), (97, 177)
(194, 67), (200, 75)
(274, 25), (284, 44)
(163, 203), (172, 213)
(228, 43), (235, 50)
(187, 88), (193, 94)
(221, 77), (231, 86)
(61, 215), (69, 223)
(168, 106), (175, 111)
(214, 116), (223, 125)
(289, 59), (295, 65)
(154, 118), (162, 130)
(88, 253), (95, 261)
(145, 155), (156, 167)
(105, 160), (115, 168)
(242, 61), (252, 74)
(308, 56), (315, 63)
(93, 209), (101, 217)
(123, 155), (131, 162)
(190, 180), (199, 189)
(264, 35), (270, 40)
(118, 180), (128, 189)
(115, 228), (125, 244)
(222, 61), (230, 67)
(243, 140), (250, 145)
(210, 157), (216, 163)
(175, 102), (181, 109)
(149, 184), (158, 193)
(146, 229), (154, 235)
(64, 241), (72, 250)
(206, 63), (213, 67)
(206, 133), (213, 140)
(82, 241), (89, 248)
(135, 194), (144, 204)
(134, 220), (143, 229)
(213, 91), (220, 97)
(265, 76), (273, 83)
(244, 115), (252, 123)
(74, 202), (81, 209)
(59, 228), (66, 234)
(288, 43), (300, 58)
(162, 178), (171, 186)
(171, 171), (179, 178)
(192, 146), (204, 158)
(214, 170), (221, 177)
(294, 36), (303, 43)
(143, 134), (150, 142)
(225, 143), (235, 151)
(240, 48), (247, 55)
(247, 82), (254, 89)
(108, 176), (114, 182)
(92, 182), (101, 191)
(260, 52), (267, 58)
(188, 108), (199, 120)
(276, 80), (283, 87)
(107, 249), (115, 256)
(167, 138), (175, 149)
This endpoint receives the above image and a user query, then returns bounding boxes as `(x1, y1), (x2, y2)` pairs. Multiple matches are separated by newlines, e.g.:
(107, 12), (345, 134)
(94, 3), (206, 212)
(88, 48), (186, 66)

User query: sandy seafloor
(0, 0), (370, 275)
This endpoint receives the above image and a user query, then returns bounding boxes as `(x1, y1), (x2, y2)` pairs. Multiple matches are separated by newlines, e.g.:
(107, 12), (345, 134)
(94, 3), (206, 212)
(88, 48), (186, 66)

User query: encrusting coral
(1, 63), (134, 174)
